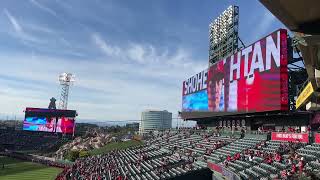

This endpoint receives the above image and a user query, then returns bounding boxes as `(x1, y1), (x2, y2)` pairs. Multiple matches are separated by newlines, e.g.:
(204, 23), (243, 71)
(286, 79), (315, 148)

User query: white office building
(139, 110), (172, 135)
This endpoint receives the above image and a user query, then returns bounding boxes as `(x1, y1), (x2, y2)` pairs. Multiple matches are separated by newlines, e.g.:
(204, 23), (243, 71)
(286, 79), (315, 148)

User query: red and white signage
(271, 132), (309, 143)
(207, 161), (222, 172)
(207, 161), (241, 180)
(315, 133), (320, 144)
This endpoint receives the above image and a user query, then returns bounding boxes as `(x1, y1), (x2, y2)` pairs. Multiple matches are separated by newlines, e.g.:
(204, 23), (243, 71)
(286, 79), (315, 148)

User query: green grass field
(89, 140), (144, 155)
(0, 156), (62, 180)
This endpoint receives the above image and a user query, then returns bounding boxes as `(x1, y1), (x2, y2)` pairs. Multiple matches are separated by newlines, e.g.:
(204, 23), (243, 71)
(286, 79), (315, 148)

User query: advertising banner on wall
(207, 161), (241, 180)
(296, 82), (314, 109)
(271, 132), (309, 143)
(182, 29), (288, 117)
(315, 133), (320, 144)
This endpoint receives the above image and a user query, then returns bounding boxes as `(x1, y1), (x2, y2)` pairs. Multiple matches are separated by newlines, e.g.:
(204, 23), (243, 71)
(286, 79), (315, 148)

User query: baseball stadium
(0, 0), (320, 180)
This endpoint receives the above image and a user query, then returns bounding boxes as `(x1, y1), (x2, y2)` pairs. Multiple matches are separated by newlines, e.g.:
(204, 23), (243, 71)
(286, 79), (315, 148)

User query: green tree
(65, 150), (79, 162)
(79, 150), (89, 158)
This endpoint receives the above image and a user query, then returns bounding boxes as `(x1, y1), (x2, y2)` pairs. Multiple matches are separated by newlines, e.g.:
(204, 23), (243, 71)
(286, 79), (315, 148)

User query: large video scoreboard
(23, 107), (76, 134)
(182, 29), (288, 118)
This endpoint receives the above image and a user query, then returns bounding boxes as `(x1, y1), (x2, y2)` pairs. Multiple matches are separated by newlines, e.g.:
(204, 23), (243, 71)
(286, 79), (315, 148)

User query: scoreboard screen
(23, 107), (76, 134)
(182, 29), (288, 117)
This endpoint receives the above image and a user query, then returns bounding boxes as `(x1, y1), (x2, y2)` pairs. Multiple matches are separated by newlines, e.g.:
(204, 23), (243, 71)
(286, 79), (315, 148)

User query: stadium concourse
(56, 129), (320, 180)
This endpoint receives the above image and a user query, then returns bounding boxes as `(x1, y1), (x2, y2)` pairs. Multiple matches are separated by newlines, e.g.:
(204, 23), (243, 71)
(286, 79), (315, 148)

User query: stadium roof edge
(259, 0), (320, 34)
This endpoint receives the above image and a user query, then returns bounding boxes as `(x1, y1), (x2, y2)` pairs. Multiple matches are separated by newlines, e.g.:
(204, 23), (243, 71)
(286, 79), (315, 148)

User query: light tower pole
(58, 73), (75, 110)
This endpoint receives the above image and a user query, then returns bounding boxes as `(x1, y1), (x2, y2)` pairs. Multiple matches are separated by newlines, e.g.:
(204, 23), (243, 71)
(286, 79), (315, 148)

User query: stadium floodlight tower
(58, 73), (75, 110)
(209, 5), (239, 66)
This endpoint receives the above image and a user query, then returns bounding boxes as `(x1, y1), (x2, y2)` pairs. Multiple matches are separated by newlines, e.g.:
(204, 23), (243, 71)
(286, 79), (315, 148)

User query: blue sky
(0, 0), (285, 123)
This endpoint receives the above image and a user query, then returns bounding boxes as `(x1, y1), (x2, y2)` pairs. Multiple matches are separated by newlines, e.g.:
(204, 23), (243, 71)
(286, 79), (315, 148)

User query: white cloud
(0, 37), (206, 121)
(0, 7), (206, 122)
(127, 44), (146, 63)
(29, 0), (68, 25)
(4, 8), (57, 36)
(24, 23), (56, 34)
(91, 33), (120, 57)
(90, 32), (207, 73)
(3, 9), (23, 33)
(29, 0), (58, 18)
(3, 9), (46, 44)
(2, 9), (82, 58)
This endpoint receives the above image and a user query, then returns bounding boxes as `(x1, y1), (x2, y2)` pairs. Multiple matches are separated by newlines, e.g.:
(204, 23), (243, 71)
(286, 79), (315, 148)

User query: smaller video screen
(23, 108), (76, 134)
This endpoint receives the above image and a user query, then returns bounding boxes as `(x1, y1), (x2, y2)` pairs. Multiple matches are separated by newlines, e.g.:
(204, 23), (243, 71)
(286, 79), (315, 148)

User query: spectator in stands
(231, 126), (235, 137)
(205, 148), (210, 155)
(279, 142), (287, 153)
(288, 126), (295, 133)
(307, 125), (311, 133)
(263, 152), (268, 159)
(234, 152), (240, 161)
(226, 155), (232, 162)
(274, 152), (282, 162)
(255, 150), (261, 157)
(240, 128), (245, 139)
(266, 156), (273, 164)
(295, 127), (300, 133)
(215, 126), (220, 136)
(256, 143), (262, 150)
(281, 170), (288, 179)
(240, 152), (246, 161)
(287, 171), (293, 179)
(291, 163), (297, 174)
(298, 157), (305, 175)
(244, 149), (249, 155)
(236, 152), (241, 160)
(248, 154), (253, 162)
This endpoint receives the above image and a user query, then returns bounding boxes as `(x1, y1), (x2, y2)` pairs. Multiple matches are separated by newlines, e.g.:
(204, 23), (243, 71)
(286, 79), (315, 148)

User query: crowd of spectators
(257, 125), (313, 134)
(56, 146), (197, 180)
(2, 127), (319, 180)
(56, 129), (218, 180)
(56, 150), (131, 180)
(222, 139), (318, 179)
(0, 129), (65, 152)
